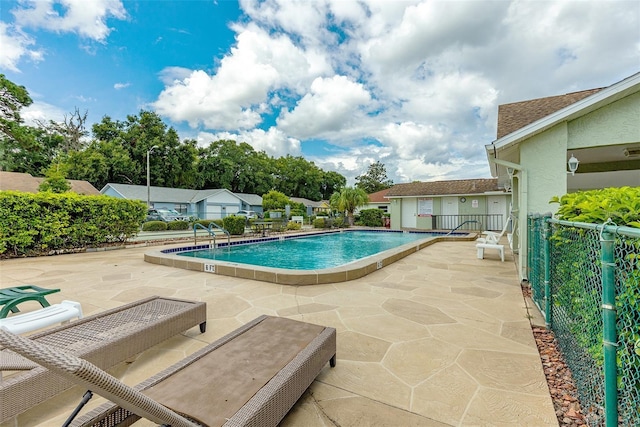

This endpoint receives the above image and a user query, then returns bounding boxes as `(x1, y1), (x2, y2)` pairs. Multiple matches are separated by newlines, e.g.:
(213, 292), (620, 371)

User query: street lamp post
(146, 145), (158, 208)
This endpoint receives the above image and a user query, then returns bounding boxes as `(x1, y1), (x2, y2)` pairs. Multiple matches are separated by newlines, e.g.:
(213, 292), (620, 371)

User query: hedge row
(0, 191), (147, 257)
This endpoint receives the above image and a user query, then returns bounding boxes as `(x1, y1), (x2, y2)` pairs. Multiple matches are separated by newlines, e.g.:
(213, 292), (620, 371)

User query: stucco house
(0, 171), (100, 195)
(290, 197), (331, 216)
(486, 72), (640, 280)
(100, 183), (263, 220)
(362, 189), (391, 213)
(386, 178), (511, 232)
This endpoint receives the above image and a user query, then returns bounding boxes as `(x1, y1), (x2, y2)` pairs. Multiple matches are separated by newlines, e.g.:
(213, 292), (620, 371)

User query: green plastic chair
(0, 285), (60, 318)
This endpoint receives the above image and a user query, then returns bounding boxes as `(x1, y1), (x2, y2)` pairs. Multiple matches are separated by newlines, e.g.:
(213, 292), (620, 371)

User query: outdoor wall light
(567, 154), (580, 176)
(506, 167), (515, 179)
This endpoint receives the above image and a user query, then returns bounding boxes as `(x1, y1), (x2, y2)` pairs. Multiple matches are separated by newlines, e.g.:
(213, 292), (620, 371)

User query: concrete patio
(0, 238), (557, 426)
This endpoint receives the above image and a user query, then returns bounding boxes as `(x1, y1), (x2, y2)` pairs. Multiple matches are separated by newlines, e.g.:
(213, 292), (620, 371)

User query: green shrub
(313, 217), (326, 228)
(358, 209), (383, 227)
(550, 186), (640, 227)
(143, 221), (168, 231)
(0, 191), (146, 257)
(167, 220), (189, 231)
(193, 219), (224, 230)
(223, 215), (246, 235)
(286, 221), (302, 231)
(333, 217), (347, 228)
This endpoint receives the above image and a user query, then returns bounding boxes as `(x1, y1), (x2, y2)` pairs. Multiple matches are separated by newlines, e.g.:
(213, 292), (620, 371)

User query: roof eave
(486, 72), (640, 155)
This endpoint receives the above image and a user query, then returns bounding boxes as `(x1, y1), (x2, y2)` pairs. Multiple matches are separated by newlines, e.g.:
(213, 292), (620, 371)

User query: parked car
(235, 210), (258, 220)
(146, 208), (188, 222)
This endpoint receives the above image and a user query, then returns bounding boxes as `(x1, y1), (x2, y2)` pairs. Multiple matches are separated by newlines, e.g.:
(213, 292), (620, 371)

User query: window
(377, 205), (388, 212)
(174, 204), (188, 215)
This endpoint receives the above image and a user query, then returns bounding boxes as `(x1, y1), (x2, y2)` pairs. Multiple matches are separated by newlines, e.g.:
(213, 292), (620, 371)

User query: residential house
(486, 72), (640, 280)
(100, 183), (263, 220)
(361, 189), (391, 213)
(290, 197), (331, 216)
(386, 178), (510, 231)
(0, 171), (100, 195)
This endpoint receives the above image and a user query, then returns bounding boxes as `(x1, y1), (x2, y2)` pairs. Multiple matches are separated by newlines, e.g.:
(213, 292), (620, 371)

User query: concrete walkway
(0, 238), (557, 426)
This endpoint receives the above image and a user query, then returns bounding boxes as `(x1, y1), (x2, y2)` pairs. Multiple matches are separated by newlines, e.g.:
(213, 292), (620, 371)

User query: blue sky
(1, 0), (639, 185)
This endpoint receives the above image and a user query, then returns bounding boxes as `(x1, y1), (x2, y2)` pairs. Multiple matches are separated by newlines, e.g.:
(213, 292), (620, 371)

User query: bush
(193, 219), (224, 230)
(358, 208), (384, 227)
(167, 220), (189, 231)
(313, 217), (327, 228)
(143, 221), (168, 231)
(333, 217), (347, 228)
(286, 221), (302, 231)
(550, 186), (640, 227)
(223, 215), (247, 235)
(0, 191), (146, 257)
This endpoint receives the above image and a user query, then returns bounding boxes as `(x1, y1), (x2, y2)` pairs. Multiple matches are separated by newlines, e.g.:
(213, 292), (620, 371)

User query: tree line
(1, 74), (394, 204)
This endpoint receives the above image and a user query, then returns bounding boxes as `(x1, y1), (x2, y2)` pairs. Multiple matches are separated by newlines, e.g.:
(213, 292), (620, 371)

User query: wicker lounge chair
(0, 285), (60, 318)
(0, 296), (206, 423)
(0, 315), (336, 427)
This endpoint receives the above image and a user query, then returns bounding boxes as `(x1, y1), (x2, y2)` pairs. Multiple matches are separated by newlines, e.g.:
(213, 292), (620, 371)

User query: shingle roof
(368, 189), (390, 203)
(496, 88), (603, 138)
(235, 193), (263, 205)
(385, 178), (500, 197)
(290, 197), (326, 208)
(0, 171), (100, 195)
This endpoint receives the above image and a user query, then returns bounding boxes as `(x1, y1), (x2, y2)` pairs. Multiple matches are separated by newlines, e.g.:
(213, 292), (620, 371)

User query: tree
(38, 166), (71, 193)
(0, 74), (32, 141)
(273, 155), (323, 200)
(330, 186), (369, 226)
(262, 190), (291, 211)
(320, 170), (346, 200)
(355, 161), (394, 193)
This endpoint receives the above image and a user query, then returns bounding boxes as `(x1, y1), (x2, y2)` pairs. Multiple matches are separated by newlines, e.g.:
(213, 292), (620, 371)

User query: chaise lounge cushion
(145, 317), (325, 426)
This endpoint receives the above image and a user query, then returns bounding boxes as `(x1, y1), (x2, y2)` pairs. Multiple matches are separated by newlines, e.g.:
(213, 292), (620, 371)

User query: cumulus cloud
(150, 0), (638, 184)
(153, 25), (332, 130)
(11, 0), (127, 42)
(0, 22), (44, 71)
(277, 75), (372, 139)
(196, 127), (301, 158)
(113, 82), (130, 90)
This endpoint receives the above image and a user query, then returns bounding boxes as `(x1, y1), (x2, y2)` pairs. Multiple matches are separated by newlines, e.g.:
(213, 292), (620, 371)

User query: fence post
(543, 216), (552, 328)
(600, 225), (618, 426)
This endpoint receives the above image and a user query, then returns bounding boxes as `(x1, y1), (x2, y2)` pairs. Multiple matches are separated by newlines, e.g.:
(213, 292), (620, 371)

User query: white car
(236, 210), (258, 219)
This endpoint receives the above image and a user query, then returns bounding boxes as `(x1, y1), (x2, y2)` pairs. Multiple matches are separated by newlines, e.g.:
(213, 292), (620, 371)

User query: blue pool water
(176, 230), (439, 270)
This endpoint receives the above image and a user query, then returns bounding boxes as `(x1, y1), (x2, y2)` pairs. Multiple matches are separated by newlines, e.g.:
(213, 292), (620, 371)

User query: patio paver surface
(0, 238), (557, 426)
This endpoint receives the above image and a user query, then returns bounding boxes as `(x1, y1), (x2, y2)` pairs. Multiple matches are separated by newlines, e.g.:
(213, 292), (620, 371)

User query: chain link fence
(528, 215), (640, 426)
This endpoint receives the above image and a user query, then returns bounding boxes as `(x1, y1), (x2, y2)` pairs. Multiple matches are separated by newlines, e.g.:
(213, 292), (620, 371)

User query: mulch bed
(522, 283), (588, 426)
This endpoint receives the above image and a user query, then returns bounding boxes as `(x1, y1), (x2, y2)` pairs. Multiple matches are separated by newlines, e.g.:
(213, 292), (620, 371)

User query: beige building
(486, 72), (640, 279)
(386, 178), (510, 232)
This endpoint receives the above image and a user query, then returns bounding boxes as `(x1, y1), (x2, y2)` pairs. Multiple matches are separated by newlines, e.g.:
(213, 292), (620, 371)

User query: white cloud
(153, 24), (332, 130)
(113, 82), (130, 90)
(158, 0), (638, 184)
(277, 75), (372, 139)
(0, 22), (44, 71)
(196, 127), (301, 158)
(21, 100), (66, 126)
(11, 0), (127, 42)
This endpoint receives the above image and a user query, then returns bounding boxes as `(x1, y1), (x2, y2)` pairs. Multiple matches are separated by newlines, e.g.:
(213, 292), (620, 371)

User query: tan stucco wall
(568, 91), (640, 148)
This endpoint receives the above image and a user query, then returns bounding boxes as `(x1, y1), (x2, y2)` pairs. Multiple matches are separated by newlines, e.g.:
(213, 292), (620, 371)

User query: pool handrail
(445, 220), (480, 236)
(193, 223), (231, 249)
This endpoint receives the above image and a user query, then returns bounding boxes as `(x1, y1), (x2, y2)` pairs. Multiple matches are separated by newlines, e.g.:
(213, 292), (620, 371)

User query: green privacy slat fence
(528, 215), (640, 426)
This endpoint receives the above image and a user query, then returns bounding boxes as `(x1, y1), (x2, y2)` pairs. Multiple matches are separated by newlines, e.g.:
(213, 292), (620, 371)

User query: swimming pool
(144, 229), (471, 285)
(177, 230), (437, 270)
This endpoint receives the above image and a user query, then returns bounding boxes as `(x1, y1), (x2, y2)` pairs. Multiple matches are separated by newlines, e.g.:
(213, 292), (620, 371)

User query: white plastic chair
(476, 216), (512, 244)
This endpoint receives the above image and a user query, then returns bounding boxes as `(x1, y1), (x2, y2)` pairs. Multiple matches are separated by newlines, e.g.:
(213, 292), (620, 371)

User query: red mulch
(522, 284), (587, 426)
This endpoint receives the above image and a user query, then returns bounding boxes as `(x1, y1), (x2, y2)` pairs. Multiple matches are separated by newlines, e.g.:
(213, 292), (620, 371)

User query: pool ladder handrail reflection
(193, 223), (231, 250)
(445, 220), (481, 236)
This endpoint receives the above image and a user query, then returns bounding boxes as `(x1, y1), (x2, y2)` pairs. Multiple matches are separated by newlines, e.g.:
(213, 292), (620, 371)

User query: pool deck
(0, 237), (557, 426)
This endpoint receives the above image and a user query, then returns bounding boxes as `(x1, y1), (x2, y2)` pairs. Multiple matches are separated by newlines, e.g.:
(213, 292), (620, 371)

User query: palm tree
(330, 186), (369, 226)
